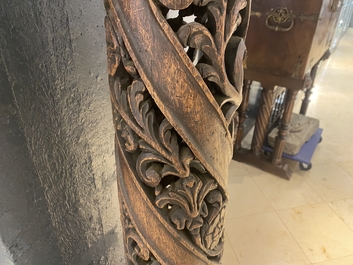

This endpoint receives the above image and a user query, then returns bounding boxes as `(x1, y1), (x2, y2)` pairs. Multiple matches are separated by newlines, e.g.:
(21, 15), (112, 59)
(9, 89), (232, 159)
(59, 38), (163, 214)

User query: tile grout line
(335, 162), (353, 180)
(224, 232), (243, 265)
(248, 173), (276, 212)
(301, 168), (328, 203)
(229, 173), (314, 263)
(302, 161), (353, 203)
(274, 209), (315, 264)
(311, 254), (353, 265)
(251, 172), (326, 211)
(326, 199), (353, 235)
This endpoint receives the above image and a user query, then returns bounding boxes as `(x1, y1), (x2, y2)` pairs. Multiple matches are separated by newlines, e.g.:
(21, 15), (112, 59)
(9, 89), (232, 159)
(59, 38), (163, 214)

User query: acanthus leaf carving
(225, 0), (248, 43)
(177, 22), (218, 62)
(116, 116), (139, 153)
(113, 75), (205, 187)
(165, 0), (248, 129)
(154, 173), (226, 256)
(114, 65), (228, 256)
(122, 201), (162, 265)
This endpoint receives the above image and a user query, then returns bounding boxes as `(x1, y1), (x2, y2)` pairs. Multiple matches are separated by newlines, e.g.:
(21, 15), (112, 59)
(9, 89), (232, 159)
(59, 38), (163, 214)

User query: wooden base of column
(233, 148), (293, 180)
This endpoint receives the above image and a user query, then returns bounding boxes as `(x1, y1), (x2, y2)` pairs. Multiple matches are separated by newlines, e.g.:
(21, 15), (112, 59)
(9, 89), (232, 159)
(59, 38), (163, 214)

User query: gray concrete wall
(0, 1), (124, 264)
(0, 237), (14, 265)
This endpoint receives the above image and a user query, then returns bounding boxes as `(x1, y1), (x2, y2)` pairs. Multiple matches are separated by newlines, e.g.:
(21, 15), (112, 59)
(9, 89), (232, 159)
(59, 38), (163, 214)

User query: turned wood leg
(271, 89), (299, 165)
(300, 62), (319, 115)
(251, 85), (275, 156)
(234, 80), (252, 151)
(103, 0), (251, 264)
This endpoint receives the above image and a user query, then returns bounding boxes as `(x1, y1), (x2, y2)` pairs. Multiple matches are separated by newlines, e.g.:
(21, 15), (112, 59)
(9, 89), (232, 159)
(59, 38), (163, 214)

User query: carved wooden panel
(103, 0), (250, 263)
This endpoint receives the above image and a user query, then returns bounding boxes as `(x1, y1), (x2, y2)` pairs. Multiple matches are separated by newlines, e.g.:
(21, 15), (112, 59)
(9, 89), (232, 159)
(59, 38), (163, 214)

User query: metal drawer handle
(265, 7), (295, 32)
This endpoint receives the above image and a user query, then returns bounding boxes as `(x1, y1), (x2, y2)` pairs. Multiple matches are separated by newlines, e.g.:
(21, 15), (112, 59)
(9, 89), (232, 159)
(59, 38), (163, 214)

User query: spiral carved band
(103, 0), (250, 263)
(271, 89), (298, 165)
(251, 87), (275, 156)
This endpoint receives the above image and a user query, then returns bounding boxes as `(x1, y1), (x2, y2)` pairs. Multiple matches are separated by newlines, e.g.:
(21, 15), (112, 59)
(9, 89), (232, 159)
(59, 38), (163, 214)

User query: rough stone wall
(0, 1), (125, 264)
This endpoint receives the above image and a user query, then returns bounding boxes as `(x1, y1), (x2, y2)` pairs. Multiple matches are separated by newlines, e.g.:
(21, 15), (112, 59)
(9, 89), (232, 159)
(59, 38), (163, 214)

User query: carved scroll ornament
(103, 0), (250, 263)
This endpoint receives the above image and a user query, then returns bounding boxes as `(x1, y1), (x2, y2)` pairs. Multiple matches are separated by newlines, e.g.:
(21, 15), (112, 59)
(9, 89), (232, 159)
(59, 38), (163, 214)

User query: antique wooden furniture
(103, 0), (250, 264)
(234, 0), (341, 179)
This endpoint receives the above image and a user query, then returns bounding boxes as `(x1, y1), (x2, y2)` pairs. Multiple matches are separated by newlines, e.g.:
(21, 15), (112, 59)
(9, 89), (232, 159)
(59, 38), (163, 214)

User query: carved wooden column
(300, 50), (331, 116)
(271, 89), (299, 165)
(250, 85), (275, 156)
(300, 63), (318, 116)
(234, 80), (252, 151)
(103, 0), (250, 264)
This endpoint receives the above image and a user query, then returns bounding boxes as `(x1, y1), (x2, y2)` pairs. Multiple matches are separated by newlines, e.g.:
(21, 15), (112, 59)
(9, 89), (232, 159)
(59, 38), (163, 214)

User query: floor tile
(302, 163), (353, 202)
(328, 198), (353, 231)
(226, 212), (310, 265)
(253, 173), (323, 210)
(313, 255), (353, 265)
(226, 175), (274, 219)
(319, 134), (353, 163)
(228, 160), (250, 177)
(222, 233), (240, 265)
(337, 160), (353, 177)
(242, 163), (265, 176)
(277, 204), (353, 263)
(308, 144), (334, 166)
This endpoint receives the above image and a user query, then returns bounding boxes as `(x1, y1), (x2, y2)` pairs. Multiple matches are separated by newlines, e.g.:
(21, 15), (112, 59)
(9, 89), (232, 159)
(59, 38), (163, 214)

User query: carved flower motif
(169, 203), (207, 233)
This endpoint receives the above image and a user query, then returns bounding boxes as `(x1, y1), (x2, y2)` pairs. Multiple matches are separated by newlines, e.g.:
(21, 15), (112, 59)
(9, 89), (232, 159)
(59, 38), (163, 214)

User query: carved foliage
(106, 15), (227, 260)
(122, 202), (161, 265)
(159, 0), (248, 128)
(155, 174), (226, 257)
(113, 73), (227, 259)
(105, 0), (249, 262)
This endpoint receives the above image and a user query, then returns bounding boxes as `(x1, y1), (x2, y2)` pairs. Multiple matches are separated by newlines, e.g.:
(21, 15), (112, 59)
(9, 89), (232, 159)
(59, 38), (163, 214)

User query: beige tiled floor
(224, 29), (353, 265)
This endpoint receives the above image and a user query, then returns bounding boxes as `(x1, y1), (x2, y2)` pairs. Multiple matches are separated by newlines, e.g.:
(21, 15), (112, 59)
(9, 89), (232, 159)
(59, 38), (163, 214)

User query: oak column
(250, 85), (275, 157)
(103, 0), (250, 264)
(271, 89), (299, 165)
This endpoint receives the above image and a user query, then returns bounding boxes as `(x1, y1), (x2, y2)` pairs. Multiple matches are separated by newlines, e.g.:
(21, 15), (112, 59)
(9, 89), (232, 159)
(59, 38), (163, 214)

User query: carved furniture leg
(103, 0), (250, 264)
(300, 62), (319, 115)
(251, 85), (275, 156)
(234, 80), (252, 151)
(271, 89), (299, 165)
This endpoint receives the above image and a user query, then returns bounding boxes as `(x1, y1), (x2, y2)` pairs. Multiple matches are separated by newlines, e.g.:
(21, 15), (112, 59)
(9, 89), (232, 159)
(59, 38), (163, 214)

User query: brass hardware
(250, 11), (263, 18)
(265, 7), (295, 32)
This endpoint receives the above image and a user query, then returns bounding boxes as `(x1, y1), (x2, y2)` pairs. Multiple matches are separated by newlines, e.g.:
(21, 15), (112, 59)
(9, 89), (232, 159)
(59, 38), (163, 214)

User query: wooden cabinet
(233, 0), (341, 179)
(245, 0), (341, 87)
